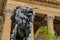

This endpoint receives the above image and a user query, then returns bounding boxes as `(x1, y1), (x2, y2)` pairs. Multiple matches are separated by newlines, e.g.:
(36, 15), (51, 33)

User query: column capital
(46, 14), (55, 21)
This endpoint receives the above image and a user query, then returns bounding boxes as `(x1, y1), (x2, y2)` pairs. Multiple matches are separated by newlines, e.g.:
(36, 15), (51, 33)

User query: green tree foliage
(35, 26), (56, 40)
(57, 35), (60, 40)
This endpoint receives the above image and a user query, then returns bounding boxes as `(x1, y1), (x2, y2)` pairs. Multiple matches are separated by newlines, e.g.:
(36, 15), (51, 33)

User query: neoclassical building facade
(0, 0), (60, 40)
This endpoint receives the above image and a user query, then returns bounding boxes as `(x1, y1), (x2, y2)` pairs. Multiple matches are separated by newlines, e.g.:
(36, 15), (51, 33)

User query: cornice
(14, 0), (60, 9)
(14, 0), (60, 5)
(40, 0), (60, 5)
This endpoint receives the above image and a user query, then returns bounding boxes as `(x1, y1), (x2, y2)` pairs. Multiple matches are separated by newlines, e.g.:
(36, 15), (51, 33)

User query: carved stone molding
(38, 0), (60, 4)
(46, 14), (55, 21)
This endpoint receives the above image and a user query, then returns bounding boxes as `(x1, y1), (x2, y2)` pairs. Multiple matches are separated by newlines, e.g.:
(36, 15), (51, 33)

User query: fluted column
(47, 14), (55, 36)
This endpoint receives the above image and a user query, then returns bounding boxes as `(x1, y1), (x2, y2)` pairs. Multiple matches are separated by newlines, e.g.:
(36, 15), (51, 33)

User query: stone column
(47, 14), (55, 36)
(31, 25), (34, 40)
(1, 13), (11, 40)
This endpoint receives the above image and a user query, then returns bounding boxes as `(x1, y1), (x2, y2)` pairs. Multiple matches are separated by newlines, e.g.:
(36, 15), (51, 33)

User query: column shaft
(1, 14), (11, 40)
(47, 14), (55, 36)
(31, 25), (34, 40)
